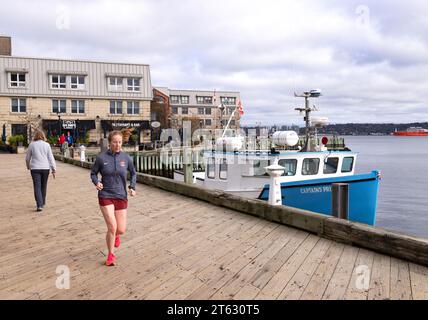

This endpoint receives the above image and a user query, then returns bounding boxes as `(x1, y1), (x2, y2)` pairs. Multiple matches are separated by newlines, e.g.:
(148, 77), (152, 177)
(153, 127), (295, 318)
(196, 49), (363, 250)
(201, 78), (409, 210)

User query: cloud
(1, 0), (428, 125)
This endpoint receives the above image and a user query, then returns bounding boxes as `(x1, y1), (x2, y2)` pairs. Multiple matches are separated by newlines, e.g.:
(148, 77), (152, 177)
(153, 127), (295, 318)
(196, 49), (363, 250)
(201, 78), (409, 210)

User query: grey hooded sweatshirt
(90, 150), (137, 199)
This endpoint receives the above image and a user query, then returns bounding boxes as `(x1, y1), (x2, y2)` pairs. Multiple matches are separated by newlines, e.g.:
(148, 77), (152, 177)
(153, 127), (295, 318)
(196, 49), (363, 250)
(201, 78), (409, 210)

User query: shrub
(77, 132), (90, 145)
(47, 135), (59, 146)
(8, 135), (17, 146)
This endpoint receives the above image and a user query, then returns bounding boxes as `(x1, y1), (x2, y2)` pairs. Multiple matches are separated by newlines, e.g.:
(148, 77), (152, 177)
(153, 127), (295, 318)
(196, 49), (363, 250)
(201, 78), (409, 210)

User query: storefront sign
(111, 122), (142, 128)
(62, 120), (76, 130)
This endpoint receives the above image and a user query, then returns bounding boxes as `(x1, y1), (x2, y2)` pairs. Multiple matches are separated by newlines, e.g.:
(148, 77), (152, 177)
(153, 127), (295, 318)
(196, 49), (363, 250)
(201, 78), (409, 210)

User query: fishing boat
(174, 90), (381, 225)
(393, 127), (428, 136)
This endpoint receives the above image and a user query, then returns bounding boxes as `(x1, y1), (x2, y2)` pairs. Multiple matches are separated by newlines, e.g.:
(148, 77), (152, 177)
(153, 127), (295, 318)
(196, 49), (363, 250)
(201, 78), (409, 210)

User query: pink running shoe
(114, 235), (120, 248)
(106, 253), (116, 266)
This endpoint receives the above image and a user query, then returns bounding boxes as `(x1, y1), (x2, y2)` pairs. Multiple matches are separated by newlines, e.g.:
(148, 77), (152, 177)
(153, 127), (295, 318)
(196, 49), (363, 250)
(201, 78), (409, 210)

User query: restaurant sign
(111, 122), (143, 129)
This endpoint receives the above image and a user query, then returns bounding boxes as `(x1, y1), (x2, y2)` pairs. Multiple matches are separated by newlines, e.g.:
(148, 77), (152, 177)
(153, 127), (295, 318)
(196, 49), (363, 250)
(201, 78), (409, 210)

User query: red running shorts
(98, 198), (128, 210)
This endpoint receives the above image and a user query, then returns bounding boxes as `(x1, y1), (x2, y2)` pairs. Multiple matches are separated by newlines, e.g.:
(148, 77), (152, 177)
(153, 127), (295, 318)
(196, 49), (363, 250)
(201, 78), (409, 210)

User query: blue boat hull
(258, 171), (380, 225)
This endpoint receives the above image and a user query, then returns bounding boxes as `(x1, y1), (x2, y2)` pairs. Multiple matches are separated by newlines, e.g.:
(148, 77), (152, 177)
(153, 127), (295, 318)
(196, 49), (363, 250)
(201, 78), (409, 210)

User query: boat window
(323, 157), (339, 174)
(219, 158), (227, 180)
(302, 158), (320, 175)
(341, 157), (354, 173)
(253, 160), (270, 176)
(207, 157), (215, 179)
(241, 159), (270, 177)
(278, 159), (297, 176)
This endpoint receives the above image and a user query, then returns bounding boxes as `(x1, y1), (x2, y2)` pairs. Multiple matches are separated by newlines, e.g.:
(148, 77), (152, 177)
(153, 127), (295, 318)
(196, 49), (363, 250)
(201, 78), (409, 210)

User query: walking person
(90, 130), (136, 266)
(25, 130), (57, 212)
(66, 131), (73, 147)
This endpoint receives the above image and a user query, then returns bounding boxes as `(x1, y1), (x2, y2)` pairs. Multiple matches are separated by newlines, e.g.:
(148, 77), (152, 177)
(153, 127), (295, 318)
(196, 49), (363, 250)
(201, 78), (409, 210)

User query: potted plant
(130, 134), (138, 144)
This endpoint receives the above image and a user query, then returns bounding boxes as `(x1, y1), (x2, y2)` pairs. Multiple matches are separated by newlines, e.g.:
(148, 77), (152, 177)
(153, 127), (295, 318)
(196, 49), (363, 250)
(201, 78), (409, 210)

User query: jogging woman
(90, 130), (136, 266)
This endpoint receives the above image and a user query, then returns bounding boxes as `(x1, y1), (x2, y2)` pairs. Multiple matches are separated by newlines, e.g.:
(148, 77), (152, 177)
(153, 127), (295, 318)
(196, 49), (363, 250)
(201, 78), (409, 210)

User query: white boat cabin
(181, 150), (357, 198)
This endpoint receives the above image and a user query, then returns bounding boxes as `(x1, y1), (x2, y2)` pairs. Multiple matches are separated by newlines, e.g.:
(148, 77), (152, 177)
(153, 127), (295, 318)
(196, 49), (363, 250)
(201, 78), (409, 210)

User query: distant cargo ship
(393, 127), (428, 136)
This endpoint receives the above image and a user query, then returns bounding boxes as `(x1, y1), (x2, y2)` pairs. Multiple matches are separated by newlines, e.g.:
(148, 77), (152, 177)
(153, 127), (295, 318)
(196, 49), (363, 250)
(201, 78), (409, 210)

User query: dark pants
(31, 170), (50, 208)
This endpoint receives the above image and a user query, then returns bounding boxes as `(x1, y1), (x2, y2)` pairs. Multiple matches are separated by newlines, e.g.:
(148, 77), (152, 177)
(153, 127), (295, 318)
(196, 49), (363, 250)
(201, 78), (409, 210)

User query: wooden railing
(85, 148), (205, 179)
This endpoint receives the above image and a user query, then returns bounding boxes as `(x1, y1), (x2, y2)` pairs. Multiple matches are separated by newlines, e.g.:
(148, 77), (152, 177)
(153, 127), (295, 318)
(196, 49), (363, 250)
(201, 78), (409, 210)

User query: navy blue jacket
(90, 150), (137, 199)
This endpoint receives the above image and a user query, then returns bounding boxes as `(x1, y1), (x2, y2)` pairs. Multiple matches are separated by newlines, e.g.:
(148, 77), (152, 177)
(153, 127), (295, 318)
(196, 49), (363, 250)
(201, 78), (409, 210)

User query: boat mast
(294, 89), (321, 152)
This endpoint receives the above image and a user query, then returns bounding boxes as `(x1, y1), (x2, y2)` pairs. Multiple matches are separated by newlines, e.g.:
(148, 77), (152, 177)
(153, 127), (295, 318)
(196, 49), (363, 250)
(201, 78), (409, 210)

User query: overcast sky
(1, 0), (428, 126)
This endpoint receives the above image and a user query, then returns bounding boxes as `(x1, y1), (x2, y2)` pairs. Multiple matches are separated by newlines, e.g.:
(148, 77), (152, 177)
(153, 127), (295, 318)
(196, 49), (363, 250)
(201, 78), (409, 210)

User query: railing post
(332, 183), (349, 220)
(183, 146), (193, 184)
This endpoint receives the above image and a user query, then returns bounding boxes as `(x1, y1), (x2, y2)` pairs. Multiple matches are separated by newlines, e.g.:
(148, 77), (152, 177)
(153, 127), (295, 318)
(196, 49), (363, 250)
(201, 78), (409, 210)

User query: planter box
(16, 146), (26, 154)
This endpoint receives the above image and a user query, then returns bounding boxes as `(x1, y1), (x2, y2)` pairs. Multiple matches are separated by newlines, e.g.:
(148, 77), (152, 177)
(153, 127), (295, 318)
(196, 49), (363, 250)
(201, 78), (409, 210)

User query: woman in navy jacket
(90, 130), (137, 266)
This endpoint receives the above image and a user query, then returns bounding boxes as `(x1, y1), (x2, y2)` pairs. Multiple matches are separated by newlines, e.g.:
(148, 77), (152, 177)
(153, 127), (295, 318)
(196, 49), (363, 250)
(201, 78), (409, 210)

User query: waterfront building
(0, 36), (153, 145)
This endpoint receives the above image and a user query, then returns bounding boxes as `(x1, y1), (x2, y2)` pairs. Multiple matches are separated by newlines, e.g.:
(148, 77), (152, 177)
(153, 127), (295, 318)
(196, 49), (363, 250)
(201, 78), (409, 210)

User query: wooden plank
(187, 225), (283, 300)
(390, 257), (412, 300)
(322, 245), (359, 300)
(195, 222), (278, 283)
(278, 238), (332, 300)
(162, 275), (205, 300)
(368, 253), (391, 300)
(300, 242), (344, 300)
(211, 226), (299, 299)
(409, 263), (428, 300)
(343, 248), (374, 300)
(255, 234), (319, 300)
(250, 230), (308, 290)
(233, 284), (260, 300)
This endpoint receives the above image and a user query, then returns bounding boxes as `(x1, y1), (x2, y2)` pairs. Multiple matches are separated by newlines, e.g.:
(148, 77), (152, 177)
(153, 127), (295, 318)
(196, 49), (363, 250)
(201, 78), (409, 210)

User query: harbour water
(345, 135), (428, 239)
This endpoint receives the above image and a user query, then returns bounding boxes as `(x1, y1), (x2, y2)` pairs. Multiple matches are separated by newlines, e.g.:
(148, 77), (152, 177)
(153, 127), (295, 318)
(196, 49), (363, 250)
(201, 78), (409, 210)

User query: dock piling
(332, 183), (349, 220)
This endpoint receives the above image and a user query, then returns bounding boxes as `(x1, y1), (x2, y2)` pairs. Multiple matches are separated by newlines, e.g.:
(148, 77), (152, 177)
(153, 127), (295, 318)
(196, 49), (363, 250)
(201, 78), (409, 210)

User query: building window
(110, 100), (123, 114)
(51, 75), (67, 89)
(52, 99), (66, 113)
(10, 73), (26, 87)
(70, 76), (85, 90)
(205, 108), (211, 115)
(181, 96), (189, 104)
(230, 120), (236, 126)
(182, 107), (188, 114)
(197, 96), (213, 104)
(71, 100), (85, 114)
(127, 101), (139, 114)
(108, 77), (123, 91)
(198, 107), (204, 115)
(127, 78), (140, 91)
(151, 112), (158, 121)
(172, 107), (178, 114)
(170, 95), (180, 104)
(205, 119), (212, 126)
(221, 96), (236, 105)
(11, 98), (26, 113)
(154, 96), (165, 104)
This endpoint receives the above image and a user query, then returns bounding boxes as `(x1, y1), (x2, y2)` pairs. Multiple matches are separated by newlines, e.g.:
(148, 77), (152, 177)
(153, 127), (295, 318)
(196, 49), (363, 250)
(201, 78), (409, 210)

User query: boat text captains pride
(300, 186), (332, 194)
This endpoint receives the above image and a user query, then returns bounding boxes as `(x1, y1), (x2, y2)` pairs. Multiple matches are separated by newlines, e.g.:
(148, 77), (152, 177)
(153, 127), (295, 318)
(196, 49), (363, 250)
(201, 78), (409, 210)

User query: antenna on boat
(294, 89), (322, 152)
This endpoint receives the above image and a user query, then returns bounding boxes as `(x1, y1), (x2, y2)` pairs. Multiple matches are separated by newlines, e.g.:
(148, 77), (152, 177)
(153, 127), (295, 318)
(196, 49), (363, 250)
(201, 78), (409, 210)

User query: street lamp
(57, 112), (61, 136)
(218, 104), (225, 130)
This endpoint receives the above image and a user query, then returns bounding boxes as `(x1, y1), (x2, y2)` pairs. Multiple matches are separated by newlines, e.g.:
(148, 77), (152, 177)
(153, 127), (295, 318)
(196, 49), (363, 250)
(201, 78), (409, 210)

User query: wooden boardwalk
(0, 153), (427, 300)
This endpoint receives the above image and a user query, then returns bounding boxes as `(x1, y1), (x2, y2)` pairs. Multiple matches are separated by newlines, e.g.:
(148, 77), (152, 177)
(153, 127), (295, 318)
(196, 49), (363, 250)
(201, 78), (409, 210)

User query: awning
(42, 119), (96, 131)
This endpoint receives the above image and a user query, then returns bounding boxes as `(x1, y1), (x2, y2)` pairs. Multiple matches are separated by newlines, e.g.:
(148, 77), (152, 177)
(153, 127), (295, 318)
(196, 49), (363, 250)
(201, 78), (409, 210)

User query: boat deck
(0, 153), (427, 300)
